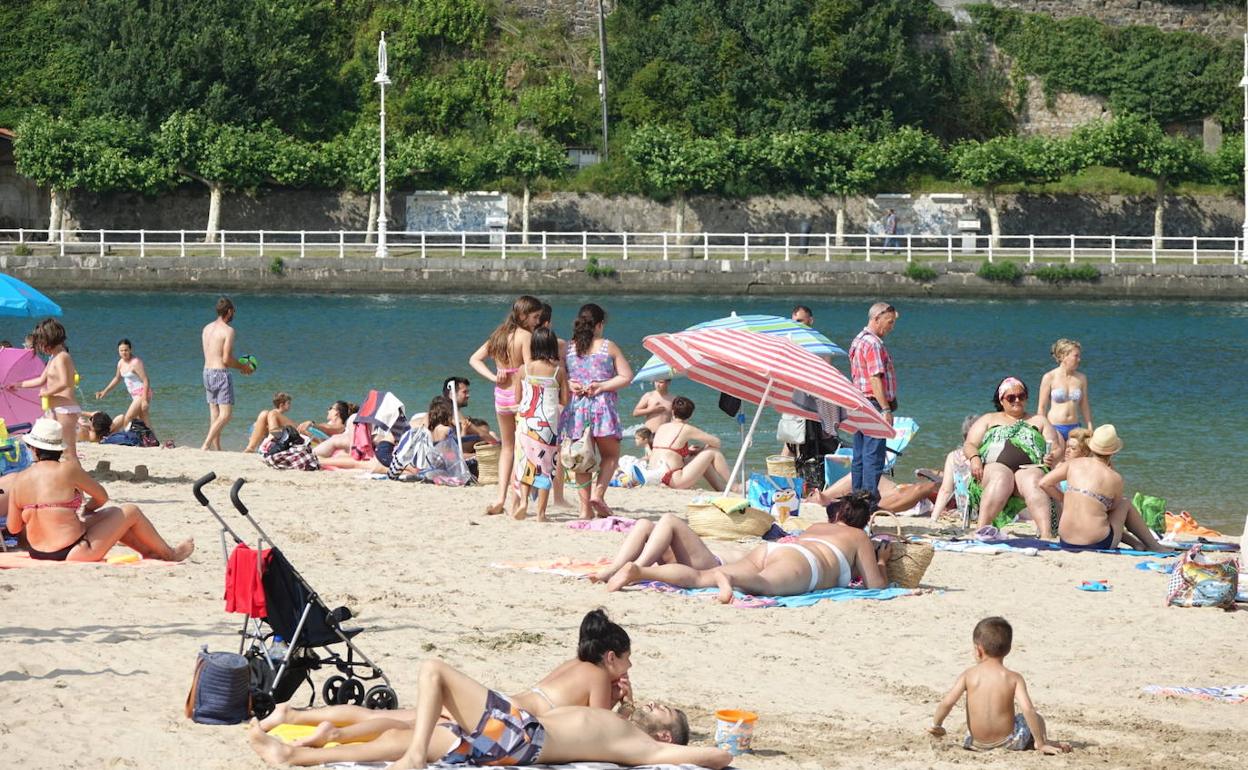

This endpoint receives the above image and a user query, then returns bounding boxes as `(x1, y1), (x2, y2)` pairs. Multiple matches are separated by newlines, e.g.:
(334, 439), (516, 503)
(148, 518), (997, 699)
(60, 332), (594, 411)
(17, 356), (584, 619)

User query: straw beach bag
(474, 443), (500, 485)
(765, 455), (797, 478)
(869, 512), (934, 589)
(687, 497), (773, 540)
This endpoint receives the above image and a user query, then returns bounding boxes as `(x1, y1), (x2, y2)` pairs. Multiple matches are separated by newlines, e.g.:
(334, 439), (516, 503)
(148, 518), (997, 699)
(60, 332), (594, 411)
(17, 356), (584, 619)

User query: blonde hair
(1051, 338), (1081, 363)
(1066, 427), (1093, 457)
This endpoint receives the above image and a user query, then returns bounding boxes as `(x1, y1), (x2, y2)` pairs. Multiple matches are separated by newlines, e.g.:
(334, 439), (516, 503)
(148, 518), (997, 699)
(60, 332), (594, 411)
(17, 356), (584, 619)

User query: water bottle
(268, 635), (288, 664)
(953, 462), (970, 522)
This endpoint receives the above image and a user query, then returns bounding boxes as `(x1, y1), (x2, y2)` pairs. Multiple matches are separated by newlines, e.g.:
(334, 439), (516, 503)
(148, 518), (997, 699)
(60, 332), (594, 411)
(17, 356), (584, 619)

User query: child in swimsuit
(12, 319), (81, 461)
(928, 617), (1071, 755)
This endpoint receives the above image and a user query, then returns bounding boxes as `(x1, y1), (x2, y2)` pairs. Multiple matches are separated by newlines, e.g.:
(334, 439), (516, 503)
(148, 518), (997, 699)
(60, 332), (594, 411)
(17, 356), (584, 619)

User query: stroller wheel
(323, 675), (366, 705)
(364, 685), (399, 710)
(251, 690), (276, 720)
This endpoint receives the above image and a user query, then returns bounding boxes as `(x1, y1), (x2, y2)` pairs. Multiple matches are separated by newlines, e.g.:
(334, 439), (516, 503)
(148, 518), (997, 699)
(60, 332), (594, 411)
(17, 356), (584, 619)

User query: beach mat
(0, 550), (175, 568)
(636, 580), (912, 608)
(326, 763), (715, 770)
(997, 538), (1179, 557)
(1142, 685), (1248, 704)
(493, 558), (612, 578)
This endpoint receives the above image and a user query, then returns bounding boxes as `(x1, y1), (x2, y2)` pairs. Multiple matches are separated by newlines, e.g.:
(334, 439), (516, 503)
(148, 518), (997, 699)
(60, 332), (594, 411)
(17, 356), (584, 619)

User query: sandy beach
(1, 442), (1244, 769)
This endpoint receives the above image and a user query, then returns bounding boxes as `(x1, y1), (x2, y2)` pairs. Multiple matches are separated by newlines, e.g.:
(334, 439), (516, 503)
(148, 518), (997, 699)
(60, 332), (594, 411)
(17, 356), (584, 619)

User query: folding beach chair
(193, 473), (398, 718)
(827, 416), (919, 479)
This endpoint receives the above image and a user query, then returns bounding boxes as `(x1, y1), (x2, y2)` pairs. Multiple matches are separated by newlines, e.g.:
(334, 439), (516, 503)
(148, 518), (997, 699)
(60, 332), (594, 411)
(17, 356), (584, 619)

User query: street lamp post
(375, 32), (391, 259)
(1240, 9), (1247, 264)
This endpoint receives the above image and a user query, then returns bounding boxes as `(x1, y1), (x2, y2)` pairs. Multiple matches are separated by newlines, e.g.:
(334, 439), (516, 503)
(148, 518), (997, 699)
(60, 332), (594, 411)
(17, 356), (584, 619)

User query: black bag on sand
(184, 648), (250, 725)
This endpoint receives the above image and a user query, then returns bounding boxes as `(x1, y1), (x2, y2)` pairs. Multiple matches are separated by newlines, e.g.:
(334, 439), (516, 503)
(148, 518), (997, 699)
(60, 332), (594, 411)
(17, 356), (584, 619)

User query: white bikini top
(1052, 387), (1082, 404)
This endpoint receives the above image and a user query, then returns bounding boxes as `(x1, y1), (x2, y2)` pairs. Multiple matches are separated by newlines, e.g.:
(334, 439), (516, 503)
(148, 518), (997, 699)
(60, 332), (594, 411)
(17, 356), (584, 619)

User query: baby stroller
(192, 472), (398, 718)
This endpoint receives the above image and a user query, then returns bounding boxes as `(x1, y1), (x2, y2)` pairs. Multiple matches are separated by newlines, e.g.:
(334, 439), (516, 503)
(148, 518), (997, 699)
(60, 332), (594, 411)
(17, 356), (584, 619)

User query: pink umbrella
(0, 348), (46, 431)
(643, 328), (893, 490)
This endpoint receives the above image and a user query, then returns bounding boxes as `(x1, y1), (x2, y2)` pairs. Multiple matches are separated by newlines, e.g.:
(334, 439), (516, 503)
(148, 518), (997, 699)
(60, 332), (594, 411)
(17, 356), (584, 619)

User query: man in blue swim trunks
(247, 658), (730, 769)
(200, 296), (255, 451)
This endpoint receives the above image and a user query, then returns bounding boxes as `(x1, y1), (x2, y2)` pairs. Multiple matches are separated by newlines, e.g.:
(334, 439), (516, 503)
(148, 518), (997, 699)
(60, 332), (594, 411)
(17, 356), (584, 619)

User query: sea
(19, 291), (1247, 532)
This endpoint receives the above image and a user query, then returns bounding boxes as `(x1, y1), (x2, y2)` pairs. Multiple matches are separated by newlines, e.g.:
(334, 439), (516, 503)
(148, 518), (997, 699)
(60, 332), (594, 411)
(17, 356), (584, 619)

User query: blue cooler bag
(184, 648), (251, 724)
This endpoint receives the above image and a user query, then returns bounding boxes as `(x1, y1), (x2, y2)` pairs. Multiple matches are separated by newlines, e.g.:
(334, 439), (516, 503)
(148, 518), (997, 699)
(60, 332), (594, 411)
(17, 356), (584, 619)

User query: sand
(1, 443), (1245, 770)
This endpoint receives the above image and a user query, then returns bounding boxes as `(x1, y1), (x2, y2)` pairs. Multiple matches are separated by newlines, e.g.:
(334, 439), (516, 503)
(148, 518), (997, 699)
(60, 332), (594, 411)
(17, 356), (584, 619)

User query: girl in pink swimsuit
(470, 296), (543, 515)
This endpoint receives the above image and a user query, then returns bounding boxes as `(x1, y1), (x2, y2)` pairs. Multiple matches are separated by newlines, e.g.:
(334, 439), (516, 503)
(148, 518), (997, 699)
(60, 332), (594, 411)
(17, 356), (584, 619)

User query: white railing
(1, 227), (1243, 265)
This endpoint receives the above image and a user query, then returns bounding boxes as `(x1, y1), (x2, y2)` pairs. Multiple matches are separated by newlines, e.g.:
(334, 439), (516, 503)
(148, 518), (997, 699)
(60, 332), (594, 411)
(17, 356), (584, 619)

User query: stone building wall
(1016, 76), (1113, 136)
(507, 0), (614, 36)
(944, 0), (1244, 38)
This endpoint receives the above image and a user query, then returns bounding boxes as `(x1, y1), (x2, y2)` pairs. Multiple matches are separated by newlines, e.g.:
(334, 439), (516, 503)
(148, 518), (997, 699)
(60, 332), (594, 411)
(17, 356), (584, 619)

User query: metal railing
(1, 227), (1243, 265)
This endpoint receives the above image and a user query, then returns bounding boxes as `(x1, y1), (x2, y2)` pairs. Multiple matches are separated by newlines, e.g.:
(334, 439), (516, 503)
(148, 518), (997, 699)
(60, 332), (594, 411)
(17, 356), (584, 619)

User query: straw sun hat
(1088, 424), (1123, 456)
(24, 418), (65, 451)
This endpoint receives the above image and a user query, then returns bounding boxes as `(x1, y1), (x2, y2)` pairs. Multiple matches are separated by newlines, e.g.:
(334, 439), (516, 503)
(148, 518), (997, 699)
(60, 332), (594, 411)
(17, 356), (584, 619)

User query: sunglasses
(1002, 393), (1026, 404)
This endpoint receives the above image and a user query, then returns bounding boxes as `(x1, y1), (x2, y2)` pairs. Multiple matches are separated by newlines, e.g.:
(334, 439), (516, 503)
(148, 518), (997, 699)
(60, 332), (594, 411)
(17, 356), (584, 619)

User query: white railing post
(338, 230), (345, 259)
(824, 233), (831, 262)
(461, 230), (467, 257)
(905, 234), (912, 263)
(420, 231), (427, 259)
(219, 231), (226, 258)
(17, 228), (23, 244)
(864, 234), (871, 262)
(139, 229), (146, 259)
(1192, 236), (1198, 265)
(703, 231), (710, 261)
(500, 231), (507, 260)
(743, 233), (750, 262)
(987, 236), (993, 263)
(179, 229), (186, 258)
(297, 230), (304, 259)
(1069, 235), (1075, 263)
(59, 232), (65, 257)
(582, 231), (588, 260)
(100, 229), (106, 257)
(784, 232), (790, 262)
(662, 232), (668, 261)
(1028, 234), (1035, 263)
(622, 232), (629, 261)
(1151, 236), (1157, 264)
(947, 234), (953, 263)
(1110, 234), (1116, 264)
(540, 231), (547, 260)
(258, 230), (264, 258)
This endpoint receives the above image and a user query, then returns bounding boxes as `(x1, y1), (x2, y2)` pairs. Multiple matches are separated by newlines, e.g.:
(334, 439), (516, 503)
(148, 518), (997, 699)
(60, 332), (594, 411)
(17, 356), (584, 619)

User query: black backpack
(128, 418), (159, 448)
(265, 426), (304, 457)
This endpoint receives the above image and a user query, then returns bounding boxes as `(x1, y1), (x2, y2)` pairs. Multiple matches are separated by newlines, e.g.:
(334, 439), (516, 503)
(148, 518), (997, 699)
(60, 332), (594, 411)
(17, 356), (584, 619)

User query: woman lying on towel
(647, 397), (733, 490)
(5, 419), (193, 562)
(608, 492), (892, 603)
(592, 512), (751, 588)
(257, 608), (635, 751)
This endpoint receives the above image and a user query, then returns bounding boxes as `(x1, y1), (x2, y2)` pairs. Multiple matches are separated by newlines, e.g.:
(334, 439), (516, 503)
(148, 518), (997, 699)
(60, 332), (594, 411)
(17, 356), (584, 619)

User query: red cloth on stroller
(225, 543), (271, 617)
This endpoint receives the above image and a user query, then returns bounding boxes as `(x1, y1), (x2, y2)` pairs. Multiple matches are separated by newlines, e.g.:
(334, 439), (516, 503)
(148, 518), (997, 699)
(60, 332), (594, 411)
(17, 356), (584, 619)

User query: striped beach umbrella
(643, 328), (893, 491)
(632, 313), (843, 382)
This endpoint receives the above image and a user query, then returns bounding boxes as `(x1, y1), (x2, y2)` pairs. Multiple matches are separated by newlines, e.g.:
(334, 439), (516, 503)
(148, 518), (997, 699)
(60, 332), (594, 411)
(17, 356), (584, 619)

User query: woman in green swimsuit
(963, 377), (1062, 538)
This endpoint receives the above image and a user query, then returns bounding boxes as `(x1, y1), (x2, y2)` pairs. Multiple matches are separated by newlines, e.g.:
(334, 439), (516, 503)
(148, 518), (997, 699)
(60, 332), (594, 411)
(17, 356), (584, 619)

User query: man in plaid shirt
(848, 302), (899, 499)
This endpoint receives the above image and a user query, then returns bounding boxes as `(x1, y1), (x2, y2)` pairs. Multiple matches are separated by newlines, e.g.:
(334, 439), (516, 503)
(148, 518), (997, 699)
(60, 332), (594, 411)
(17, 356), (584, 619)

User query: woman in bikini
(609, 493), (892, 603)
(1039, 425), (1133, 550)
(4, 418), (193, 562)
(1037, 338), (1093, 442)
(257, 608), (634, 750)
(593, 512), (750, 589)
(470, 295), (542, 515)
(559, 304), (633, 519)
(964, 377), (1062, 538)
(10, 319), (81, 462)
(94, 338), (152, 433)
(648, 397), (733, 491)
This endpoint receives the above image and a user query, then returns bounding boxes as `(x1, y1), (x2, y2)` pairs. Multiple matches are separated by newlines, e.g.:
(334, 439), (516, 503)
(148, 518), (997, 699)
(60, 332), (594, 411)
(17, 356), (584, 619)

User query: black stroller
(193, 472), (398, 718)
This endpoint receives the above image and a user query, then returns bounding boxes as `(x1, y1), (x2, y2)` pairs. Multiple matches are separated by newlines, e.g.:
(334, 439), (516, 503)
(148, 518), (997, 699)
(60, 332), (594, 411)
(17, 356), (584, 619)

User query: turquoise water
(18, 291), (1247, 531)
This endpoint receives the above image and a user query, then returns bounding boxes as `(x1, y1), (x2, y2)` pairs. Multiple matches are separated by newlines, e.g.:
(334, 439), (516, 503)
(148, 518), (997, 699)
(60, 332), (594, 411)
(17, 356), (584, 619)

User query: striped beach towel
(1142, 685), (1248, 704)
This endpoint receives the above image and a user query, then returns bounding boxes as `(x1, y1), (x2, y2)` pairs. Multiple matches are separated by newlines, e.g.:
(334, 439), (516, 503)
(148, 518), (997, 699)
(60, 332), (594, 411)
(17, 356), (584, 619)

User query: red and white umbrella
(643, 328), (893, 490)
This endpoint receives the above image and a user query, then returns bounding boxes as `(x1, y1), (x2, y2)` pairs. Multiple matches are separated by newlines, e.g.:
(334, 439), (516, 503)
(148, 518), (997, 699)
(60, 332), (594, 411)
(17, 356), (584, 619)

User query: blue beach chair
(825, 416), (919, 482)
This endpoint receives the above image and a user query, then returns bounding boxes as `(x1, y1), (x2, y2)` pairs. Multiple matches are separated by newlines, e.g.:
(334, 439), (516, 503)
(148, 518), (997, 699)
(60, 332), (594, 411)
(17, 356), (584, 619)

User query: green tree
(626, 125), (735, 236)
(486, 132), (566, 244)
(1209, 134), (1245, 187)
(158, 111), (276, 241)
(1071, 115), (1204, 239)
(951, 135), (1073, 244)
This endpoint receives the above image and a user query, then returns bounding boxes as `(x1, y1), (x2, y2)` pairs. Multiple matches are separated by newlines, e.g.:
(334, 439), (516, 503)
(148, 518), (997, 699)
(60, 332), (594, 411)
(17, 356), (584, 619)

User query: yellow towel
(710, 496), (748, 515)
(267, 724), (342, 748)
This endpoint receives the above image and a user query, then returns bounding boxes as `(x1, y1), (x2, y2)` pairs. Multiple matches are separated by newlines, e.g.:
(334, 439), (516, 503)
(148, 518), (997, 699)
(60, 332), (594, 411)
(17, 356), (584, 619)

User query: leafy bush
(976, 260), (1023, 283)
(904, 262), (938, 282)
(584, 256), (617, 279)
(13, 243), (31, 256)
(268, 255), (284, 275)
(1032, 264), (1100, 283)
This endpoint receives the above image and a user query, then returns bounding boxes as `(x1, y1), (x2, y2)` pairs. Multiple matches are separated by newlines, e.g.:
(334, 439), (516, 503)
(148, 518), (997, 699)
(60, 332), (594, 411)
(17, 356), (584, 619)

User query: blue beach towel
(638, 580), (911, 608)
(999, 538), (1179, 557)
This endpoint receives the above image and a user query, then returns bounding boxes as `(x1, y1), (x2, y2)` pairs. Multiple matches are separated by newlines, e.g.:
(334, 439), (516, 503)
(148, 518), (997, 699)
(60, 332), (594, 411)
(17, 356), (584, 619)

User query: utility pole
(596, 0), (610, 161)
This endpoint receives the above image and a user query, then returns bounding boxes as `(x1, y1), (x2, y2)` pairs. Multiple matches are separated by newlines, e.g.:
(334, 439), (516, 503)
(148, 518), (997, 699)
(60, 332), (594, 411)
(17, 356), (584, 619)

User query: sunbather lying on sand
(609, 492), (892, 603)
(256, 609), (635, 750)
(809, 470), (937, 514)
(591, 512), (749, 588)
(243, 392), (298, 453)
(249, 658), (729, 769)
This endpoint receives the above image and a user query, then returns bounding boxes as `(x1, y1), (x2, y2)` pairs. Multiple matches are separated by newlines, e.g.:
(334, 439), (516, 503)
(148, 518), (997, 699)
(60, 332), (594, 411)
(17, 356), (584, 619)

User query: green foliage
(951, 135), (1072, 198)
(268, 256), (285, 275)
(904, 262), (938, 281)
(13, 243), (32, 257)
(625, 125), (735, 199)
(14, 111), (171, 194)
(968, 5), (1242, 127)
(1032, 264), (1100, 283)
(1209, 134), (1245, 186)
(976, 260), (1023, 283)
(584, 256), (617, 279)
(487, 132), (566, 185)
(1070, 114), (1204, 184)
(157, 111), (272, 191)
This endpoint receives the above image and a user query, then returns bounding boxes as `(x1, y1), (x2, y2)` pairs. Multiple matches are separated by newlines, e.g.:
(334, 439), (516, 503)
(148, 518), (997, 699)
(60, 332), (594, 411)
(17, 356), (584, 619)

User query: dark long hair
(331, 400), (353, 423)
(571, 303), (605, 357)
(487, 295), (542, 363)
(427, 396), (453, 429)
(530, 328), (559, 363)
(577, 608), (630, 663)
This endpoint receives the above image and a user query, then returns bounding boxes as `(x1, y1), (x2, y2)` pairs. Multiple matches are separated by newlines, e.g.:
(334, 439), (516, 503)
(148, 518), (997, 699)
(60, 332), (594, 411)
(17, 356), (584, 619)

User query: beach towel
(566, 517), (638, 533)
(996, 538), (1178, 557)
(1142, 685), (1248, 704)
(0, 550), (175, 568)
(323, 762), (713, 770)
(493, 558), (613, 578)
(635, 580), (913, 608)
(224, 543), (271, 617)
(932, 540), (1039, 557)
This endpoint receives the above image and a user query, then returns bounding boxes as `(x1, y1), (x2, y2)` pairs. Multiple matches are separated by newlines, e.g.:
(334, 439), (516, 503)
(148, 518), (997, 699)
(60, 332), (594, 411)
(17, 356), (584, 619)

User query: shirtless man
(201, 296), (254, 451)
(248, 658), (730, 770)
(631, 379), (674, 433)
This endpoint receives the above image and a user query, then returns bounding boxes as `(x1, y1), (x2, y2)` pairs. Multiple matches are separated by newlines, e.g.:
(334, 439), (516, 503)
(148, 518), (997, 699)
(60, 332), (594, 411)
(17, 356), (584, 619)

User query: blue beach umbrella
(0, 274), (62, 318)
(632, 313), (844, 382)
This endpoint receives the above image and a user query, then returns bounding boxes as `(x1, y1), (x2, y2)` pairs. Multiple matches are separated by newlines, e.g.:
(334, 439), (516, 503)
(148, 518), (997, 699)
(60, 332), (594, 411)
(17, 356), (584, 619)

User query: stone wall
(0, 138), (48, 230)
(508, 0), (614, 36)
(1016, 76), (1112, 137)
(943, 0), (1245, 37)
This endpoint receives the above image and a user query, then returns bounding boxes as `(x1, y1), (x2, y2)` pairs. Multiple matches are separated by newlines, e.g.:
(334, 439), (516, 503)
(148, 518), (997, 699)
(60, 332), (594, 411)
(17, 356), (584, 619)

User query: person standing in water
(94, 338), (153, 432)
(201, 296), (254, 451)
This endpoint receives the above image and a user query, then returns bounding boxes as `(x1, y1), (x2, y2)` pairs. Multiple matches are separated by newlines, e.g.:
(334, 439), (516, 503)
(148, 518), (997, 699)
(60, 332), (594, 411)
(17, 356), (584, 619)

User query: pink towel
(566, 516), (638, 533)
